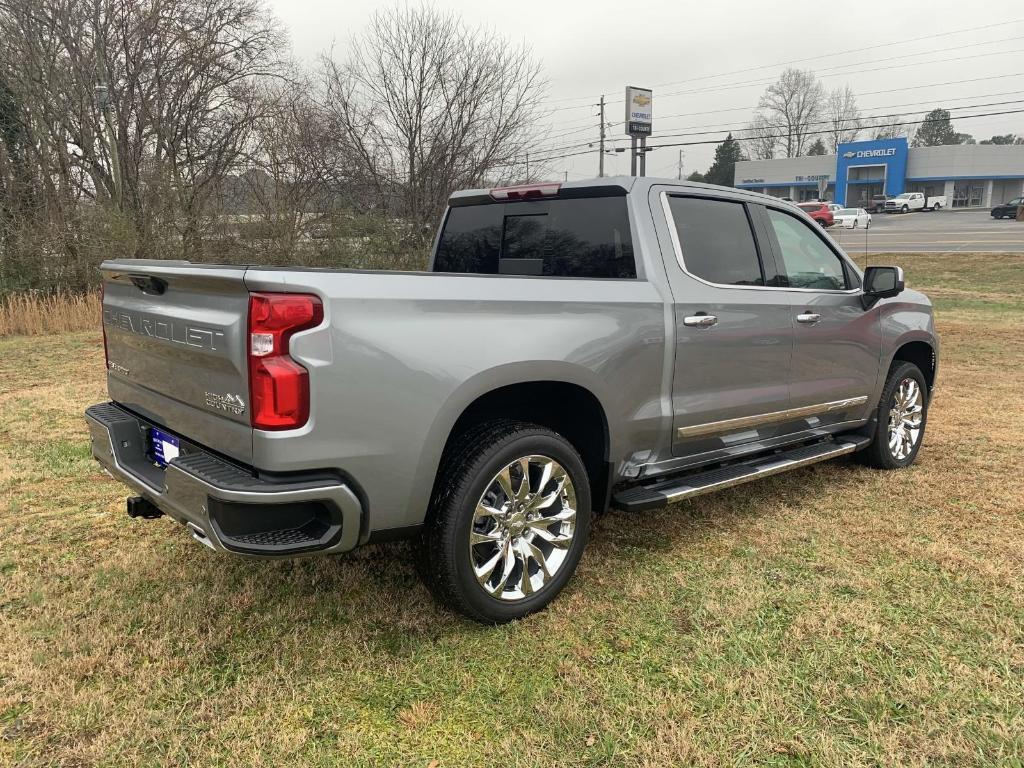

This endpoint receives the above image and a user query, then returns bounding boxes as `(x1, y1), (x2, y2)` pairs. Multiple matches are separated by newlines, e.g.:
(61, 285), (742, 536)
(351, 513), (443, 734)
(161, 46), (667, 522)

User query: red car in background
(796, 202), (834, 227)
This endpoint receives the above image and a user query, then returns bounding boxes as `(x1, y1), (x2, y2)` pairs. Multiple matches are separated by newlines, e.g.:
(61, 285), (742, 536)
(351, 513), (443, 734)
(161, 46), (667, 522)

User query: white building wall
(905, 145), (1024, 180)
(734, 155), (835, 186)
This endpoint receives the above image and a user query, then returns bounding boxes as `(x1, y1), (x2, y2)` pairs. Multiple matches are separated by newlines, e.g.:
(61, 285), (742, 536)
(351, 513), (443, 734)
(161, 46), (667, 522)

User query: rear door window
(433, 197), (636, 278)
(666, 196), (765, 286)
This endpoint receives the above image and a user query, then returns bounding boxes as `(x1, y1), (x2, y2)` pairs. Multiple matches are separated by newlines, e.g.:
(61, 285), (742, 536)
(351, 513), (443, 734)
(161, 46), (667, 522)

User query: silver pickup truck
(86, 177), (938, 623)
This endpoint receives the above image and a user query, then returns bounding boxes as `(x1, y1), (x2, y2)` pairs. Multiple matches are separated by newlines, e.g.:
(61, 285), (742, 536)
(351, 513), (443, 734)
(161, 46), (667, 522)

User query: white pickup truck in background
(883, 192), (946, 213)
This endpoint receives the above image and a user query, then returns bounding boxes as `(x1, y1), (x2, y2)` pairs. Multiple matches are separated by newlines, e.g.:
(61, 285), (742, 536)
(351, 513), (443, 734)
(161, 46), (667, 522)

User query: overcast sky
(267, 0), (1024, 180)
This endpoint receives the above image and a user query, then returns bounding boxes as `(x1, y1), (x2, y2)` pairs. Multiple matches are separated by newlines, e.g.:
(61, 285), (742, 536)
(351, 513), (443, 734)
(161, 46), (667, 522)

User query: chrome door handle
(796, 312), (821, 324)
(683, 314), (718, 328)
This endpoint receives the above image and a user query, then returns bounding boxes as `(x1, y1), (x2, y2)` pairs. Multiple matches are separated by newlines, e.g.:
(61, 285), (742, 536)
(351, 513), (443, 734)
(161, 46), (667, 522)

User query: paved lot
(827, 209), (1024, 254)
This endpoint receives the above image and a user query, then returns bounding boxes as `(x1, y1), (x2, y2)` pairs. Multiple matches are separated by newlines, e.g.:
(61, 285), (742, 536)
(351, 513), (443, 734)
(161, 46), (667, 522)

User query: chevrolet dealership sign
(625, 86), (653, 137)
(842, 148), (897, 160)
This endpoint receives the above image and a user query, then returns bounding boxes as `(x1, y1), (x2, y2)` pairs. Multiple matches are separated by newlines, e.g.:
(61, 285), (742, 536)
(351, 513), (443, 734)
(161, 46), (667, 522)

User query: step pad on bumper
(614, 436), (870, 512)
(85, 402), (363, 556)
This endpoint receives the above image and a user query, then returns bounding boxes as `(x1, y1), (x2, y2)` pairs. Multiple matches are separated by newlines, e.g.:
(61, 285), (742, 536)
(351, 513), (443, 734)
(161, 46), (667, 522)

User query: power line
(538, 69), (1024, 145)
(534, 18), (1024, 109)
(529, 95), (1024, 160)
(648, 23), (1024, 90)
(513, 108), (1024, 168)
(645, 108), (1024, 152)
(618, 46), (1024, 106)
(537, 87), (1024, 152)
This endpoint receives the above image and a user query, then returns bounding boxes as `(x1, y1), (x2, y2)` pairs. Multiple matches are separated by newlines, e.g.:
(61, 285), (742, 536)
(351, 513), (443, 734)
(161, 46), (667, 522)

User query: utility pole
(525, 152), (530, 181)
(597, 95), (606, 178)
(677, 149), (684, 180)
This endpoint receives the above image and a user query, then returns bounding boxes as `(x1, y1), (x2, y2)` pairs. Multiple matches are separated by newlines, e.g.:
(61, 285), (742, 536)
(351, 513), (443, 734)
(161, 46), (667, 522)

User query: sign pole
(630, 137), (638, 176)
(639, 138), (647, 177)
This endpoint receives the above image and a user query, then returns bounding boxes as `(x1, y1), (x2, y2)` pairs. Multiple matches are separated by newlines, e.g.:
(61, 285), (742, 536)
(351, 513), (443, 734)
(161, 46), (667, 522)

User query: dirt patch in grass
(1, 254), (1022, 766)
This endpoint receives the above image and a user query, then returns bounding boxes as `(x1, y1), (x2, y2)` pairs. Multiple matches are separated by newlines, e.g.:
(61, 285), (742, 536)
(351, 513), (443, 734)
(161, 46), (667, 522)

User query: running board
(613, 436), (870, 513)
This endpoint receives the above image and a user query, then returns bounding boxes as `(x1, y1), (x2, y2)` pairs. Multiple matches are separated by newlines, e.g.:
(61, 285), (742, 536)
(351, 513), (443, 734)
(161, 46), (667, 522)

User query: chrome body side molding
(676, 396), (870, 439)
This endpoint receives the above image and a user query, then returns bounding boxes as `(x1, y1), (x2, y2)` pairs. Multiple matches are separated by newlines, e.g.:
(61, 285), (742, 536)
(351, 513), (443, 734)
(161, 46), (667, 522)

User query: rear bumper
(85, 402), (363, 557)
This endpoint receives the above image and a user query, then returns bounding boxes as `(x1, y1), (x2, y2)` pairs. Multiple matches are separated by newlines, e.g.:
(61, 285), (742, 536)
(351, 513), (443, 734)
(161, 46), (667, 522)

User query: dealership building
(733, 138), (1024, 209)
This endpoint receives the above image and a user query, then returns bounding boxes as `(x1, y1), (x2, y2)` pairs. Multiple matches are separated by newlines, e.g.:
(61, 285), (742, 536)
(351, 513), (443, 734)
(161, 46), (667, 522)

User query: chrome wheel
(888, 378), (924, 460)
(469, 455), (577, 601)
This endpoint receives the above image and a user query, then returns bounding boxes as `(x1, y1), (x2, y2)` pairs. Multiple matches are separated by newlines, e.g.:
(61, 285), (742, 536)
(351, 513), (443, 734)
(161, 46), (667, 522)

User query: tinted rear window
(433, 197), (636, 278)
(667, 196), (765, 286)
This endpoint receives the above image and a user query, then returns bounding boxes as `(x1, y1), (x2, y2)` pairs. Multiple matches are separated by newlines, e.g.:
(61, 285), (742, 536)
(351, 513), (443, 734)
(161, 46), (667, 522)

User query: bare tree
(825, 85), (862, 152)
(740, 113), (784, 160)
(239, 73), (352, 252)
(750, 68), (824, 158)
(319, 4), (546, 224)
(0, 0), (284, 258)
(870, 116), (912, 141)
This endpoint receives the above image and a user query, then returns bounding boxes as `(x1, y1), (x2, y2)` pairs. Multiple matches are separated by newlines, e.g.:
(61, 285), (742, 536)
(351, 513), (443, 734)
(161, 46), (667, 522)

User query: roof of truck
(449, 176), (779, 206)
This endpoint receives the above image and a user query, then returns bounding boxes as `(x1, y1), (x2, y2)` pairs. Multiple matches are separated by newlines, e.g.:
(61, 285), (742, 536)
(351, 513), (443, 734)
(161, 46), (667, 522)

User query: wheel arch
(416, 365), (615, 519)
(889, 338), (937, 391)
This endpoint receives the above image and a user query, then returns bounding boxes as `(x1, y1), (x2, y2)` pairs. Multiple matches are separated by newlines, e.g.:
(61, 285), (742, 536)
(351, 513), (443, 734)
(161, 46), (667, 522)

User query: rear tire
(858, 362), (929, 470)
(418, 420), (591, 624)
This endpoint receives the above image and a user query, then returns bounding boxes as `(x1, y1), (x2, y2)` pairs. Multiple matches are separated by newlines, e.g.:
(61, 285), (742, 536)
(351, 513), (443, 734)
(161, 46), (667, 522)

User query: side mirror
(862, 265), (905, 308)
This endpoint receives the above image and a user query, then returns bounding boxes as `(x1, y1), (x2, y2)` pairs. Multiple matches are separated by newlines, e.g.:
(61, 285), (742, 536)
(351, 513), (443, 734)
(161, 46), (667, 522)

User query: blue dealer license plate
(150, 428), (180, 467)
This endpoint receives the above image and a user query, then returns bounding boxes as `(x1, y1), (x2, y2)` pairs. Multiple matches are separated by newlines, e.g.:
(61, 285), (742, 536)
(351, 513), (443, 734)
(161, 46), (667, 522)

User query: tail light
(247, 292), (323, 430)
(489, 182), (561, 201)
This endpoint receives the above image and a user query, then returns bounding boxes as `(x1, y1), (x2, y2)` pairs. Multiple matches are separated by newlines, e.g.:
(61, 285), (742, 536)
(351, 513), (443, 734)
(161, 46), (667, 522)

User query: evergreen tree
(913, 108), (972, 147)
(702, 134), (745, 187)
(980, 134), (1022, 145)
(807, 138), (827, 156)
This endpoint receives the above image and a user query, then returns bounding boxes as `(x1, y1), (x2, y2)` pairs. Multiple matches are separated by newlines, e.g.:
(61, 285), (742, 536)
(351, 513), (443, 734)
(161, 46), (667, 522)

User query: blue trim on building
(906, 175), (1024, 182)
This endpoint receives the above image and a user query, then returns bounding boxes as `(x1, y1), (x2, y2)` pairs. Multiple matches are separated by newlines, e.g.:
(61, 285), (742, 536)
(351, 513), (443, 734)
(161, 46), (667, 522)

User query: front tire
(901, 205), (909, 213)
(418, 420), (591, 623)
(858, 362), (929, 470)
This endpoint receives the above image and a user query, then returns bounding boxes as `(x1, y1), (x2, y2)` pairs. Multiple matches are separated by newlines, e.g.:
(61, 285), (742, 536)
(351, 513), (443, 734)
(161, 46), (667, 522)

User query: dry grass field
(0, 292), (100, 337)
(1, 252), (1022, 766)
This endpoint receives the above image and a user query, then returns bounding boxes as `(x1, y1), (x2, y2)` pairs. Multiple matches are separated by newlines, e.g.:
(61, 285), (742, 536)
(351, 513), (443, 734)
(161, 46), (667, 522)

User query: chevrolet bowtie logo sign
(632, 93), (651, 108)
(842, 151), (856, 159)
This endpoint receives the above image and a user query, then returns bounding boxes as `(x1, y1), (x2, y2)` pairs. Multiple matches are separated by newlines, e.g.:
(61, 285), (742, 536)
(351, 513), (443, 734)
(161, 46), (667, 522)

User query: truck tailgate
(101, 260), (253, 463)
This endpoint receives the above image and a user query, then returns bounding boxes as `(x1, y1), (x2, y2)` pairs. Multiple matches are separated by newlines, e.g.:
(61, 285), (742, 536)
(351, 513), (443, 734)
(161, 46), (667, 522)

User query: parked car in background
(991, 196), (1023, 219)
(797, 202), (834, 227)
(827, 203), (843, 216)
(866, 194), (888, 213)
(86, 177), (938, 623)
(833, 207), (872, 229)
(884, 192), (946, 213)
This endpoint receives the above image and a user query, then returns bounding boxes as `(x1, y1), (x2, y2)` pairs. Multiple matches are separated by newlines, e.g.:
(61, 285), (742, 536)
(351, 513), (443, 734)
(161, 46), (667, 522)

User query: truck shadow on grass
(106, 455), (872, 658)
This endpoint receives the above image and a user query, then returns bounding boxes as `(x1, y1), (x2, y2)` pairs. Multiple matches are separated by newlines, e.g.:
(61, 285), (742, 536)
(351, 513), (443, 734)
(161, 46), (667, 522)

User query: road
(826, 209), (1024, 254)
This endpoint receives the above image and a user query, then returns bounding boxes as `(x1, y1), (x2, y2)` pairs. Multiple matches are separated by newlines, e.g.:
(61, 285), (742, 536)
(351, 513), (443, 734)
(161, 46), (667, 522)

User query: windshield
(895, 193), (913, 199)
(838, 208), (858, 215)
